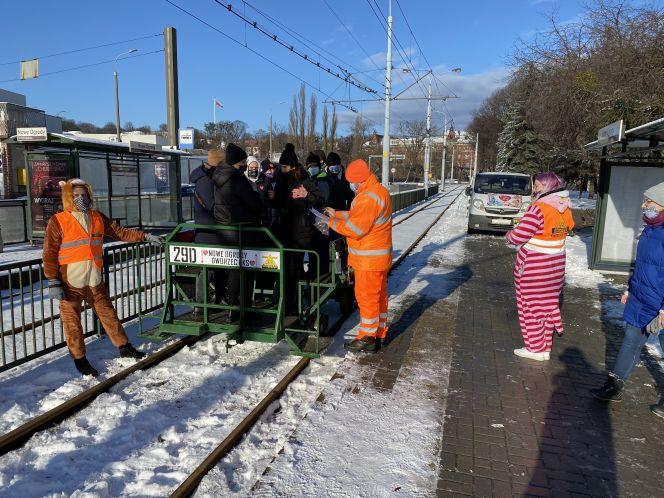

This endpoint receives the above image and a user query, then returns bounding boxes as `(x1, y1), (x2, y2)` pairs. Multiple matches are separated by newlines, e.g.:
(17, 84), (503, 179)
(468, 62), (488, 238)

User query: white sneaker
(513, 348), (550, 361)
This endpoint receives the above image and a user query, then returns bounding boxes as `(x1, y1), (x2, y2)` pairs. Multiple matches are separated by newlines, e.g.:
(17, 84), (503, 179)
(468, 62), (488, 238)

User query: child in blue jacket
(591, 182), (664, 418)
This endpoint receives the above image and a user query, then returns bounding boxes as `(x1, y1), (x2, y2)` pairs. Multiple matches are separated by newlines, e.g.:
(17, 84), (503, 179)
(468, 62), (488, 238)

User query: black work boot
(74, 357), (99, 377)
(344, 336), (381, 353)
(119, 343), (147, 360)
(650, 400), (664, 419)
(590, 374), (624, 402)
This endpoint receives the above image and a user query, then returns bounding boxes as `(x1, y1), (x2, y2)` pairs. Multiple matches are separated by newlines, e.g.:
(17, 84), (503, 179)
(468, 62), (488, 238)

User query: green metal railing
(0, 185), (441, 371)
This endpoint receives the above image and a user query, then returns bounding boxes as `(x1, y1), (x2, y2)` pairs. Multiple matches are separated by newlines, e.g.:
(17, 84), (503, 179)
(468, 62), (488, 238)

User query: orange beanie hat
(345, 159), (371, 183)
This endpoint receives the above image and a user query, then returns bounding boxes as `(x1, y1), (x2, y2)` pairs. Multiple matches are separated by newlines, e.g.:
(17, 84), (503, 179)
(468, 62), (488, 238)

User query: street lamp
(269, 101), (286, 160)
(114, 49), (138, 143)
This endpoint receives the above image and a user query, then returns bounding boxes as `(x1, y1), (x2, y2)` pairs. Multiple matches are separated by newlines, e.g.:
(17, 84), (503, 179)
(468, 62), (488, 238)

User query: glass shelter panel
(109, 155), (140, 227)
(600, 166), (663, 264)
(79, 154), (110, 217)
(139, 157), (178, 227)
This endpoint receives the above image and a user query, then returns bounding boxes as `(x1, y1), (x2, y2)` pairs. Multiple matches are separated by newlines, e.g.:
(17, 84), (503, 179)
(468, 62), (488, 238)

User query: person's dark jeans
(612, 323), (664, 381)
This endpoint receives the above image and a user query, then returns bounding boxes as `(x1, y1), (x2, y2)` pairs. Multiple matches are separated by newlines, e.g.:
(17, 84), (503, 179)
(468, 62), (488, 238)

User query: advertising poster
(487, 193), (523, 209)
(29, 159), (69, 233)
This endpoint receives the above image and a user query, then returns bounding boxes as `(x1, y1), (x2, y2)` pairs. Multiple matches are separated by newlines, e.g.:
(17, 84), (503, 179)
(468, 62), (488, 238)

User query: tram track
(0, 187), (464, 496)
(170, 188), (465, 498)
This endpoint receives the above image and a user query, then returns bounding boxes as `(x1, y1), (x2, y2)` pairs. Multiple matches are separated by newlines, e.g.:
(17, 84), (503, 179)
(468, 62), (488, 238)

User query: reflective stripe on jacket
(54, 210), (105, 268)
(329, 174), (393, 271)
(523, 202), (574, 255)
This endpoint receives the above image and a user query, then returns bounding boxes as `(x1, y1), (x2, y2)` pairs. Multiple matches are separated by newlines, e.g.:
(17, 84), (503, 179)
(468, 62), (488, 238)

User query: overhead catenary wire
(209, 0), (379, 95)
(163, 0), (382, 124)
(0, 33), (163, 67)
(242, 0), (386, 91)
(0, 49), (164, 84)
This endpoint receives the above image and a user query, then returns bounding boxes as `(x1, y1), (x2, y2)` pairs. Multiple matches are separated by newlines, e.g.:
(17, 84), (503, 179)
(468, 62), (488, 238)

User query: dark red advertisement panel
(29, 159), (69, 232)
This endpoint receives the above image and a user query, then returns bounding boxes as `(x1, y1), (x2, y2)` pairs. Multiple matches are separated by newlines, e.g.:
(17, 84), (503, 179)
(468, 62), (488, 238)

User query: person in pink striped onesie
(506, 172), (575, 361)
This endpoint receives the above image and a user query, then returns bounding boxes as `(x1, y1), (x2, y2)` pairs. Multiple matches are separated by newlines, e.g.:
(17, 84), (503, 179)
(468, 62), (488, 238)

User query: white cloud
(336, 65), (512, 133)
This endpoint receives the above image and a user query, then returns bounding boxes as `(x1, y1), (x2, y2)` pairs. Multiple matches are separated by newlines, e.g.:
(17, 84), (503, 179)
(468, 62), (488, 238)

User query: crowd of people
(189, 142), (355, 320)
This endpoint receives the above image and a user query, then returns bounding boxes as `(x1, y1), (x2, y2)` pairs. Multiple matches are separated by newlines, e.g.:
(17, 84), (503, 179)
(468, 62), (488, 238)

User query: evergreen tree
(496, 102), (543, 175)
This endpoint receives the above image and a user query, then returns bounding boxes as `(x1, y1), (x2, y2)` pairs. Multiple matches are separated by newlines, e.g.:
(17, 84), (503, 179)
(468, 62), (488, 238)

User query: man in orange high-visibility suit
(325, 159), (392, 353)
(43, 179), (164, 376)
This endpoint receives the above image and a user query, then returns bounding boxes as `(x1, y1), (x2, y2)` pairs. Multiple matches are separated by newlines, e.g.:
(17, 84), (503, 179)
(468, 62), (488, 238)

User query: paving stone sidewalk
(433, 234), (664, 497)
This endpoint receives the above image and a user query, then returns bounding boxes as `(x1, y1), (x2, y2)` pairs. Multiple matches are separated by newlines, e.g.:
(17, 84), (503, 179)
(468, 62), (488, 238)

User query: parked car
(466, 172), (533, 233)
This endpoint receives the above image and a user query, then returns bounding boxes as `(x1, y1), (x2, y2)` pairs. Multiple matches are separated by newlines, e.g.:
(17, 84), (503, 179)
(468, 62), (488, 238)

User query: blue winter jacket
(623, 225), (664, 328)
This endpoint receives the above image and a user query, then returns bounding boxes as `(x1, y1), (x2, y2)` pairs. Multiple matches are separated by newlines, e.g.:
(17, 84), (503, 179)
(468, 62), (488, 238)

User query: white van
(466, 172), (533, 233)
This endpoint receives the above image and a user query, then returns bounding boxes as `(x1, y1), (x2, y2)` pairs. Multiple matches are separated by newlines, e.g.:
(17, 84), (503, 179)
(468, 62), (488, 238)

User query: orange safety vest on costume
(330, 174), (393, 271)
(55, 210), (105, 268)
(523, 202), (575, 255)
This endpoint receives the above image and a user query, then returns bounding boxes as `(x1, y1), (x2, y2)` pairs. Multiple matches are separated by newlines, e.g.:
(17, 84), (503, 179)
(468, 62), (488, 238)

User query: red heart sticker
(499, 195), (511, 202)
(202, 249), (208, 256)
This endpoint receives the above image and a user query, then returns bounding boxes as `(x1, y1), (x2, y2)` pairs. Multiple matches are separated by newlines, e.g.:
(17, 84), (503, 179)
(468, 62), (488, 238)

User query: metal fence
(0, 241), (165, 373)
(0, 185), (441, 372)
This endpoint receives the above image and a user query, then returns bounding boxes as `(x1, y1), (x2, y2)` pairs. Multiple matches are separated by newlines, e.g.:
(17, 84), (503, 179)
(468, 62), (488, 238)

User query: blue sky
(1, 0), (590, 134)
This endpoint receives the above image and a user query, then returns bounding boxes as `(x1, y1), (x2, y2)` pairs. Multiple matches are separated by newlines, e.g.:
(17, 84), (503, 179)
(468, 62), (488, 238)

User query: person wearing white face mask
(590, 182), (664, 418)
(245, 155), (261, 183)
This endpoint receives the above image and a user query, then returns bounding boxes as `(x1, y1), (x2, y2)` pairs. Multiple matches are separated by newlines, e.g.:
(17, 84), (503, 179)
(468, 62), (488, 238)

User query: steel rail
(0, 334), (201, 456)
(169, 189), (465, 498)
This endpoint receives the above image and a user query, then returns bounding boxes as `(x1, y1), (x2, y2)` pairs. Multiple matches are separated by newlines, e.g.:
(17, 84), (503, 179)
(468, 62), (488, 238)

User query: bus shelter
(585, 117), (664, 272)
(3, 133), (190, 241)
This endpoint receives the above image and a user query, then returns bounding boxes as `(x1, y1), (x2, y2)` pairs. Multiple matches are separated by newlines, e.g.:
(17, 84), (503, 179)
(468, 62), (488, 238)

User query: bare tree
(288, 95), (298, 145)
(307, 93), (318, 152)
(398, 119), (428, 182)
(298, 83), (306, 155)
(329, 105), (338, 152)
(322, 105), (329, 152)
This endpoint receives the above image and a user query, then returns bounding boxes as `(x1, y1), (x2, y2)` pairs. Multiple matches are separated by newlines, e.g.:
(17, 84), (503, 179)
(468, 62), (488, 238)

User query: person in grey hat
(591, 181), (664, 419)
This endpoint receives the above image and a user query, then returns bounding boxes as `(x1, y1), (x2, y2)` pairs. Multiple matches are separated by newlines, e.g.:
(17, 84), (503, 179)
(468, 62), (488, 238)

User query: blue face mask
(350, 183), (359, 193)
(308, 166), (320, 177)
(329, 165), (341, 175)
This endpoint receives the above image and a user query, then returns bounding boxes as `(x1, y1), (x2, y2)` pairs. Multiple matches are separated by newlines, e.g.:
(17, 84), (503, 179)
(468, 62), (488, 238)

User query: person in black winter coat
(255, 159), (280, 230)
(212, 143), (262, 320)
(326, 151), (354, 212)
(190, 149), (226, 306)
(274, 143), (324, 313)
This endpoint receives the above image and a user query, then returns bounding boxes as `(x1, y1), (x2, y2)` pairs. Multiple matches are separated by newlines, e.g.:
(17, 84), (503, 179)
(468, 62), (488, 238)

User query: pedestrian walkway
(435, 233), (664, 497)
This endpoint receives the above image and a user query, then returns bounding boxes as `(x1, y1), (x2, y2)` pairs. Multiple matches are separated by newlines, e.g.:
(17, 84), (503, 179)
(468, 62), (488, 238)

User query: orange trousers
(59, 283), (129, 359)
(354, 270), (389, 340)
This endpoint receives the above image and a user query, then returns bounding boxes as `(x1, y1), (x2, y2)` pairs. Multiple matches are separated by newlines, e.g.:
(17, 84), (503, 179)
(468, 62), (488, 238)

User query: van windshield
(473, 174), (532, 195)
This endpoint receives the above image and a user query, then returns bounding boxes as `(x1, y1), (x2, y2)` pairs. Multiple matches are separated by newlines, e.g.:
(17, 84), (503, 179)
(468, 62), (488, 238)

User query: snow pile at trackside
(209, 195), (468, 496)
(569, 191), (597, 210)
(564, 230), (608, 288)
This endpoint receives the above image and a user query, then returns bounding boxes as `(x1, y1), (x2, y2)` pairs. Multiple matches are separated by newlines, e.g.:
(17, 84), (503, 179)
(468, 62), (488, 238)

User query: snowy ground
(569, 190), (597, 210)
(0, 188), (463, 497)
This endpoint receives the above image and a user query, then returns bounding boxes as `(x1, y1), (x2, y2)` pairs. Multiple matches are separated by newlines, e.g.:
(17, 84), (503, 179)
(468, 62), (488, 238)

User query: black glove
(48, 280), (64, 301)
(144, 233), (164, 246)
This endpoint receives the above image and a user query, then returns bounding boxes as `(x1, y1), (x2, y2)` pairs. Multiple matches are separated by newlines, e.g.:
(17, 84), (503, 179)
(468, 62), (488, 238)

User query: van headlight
(473, 199), (485, 211)
(520, 201), (531, 212)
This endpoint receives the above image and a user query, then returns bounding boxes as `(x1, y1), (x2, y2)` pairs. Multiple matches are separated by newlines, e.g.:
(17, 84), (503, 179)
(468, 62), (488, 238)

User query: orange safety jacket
(54, 210), (105, 268)
(329, 174), (393, 271)
(523, 202), (575, 254)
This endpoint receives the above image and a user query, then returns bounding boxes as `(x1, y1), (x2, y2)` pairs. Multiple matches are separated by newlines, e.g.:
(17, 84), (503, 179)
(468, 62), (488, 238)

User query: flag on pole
(214, 99), (223, 109)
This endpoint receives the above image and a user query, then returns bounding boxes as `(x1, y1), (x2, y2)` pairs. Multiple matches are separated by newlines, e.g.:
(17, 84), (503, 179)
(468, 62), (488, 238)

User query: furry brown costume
(43, 179), (148, 365)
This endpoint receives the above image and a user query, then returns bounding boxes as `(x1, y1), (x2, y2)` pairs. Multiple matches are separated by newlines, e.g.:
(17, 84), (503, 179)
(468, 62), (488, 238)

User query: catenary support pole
(381, 0), (393, 188)
(441, 116), (447, 191)
(423, 75), (432, 196)
(164, 27), (180, 148)
(473, 133), (479, 181)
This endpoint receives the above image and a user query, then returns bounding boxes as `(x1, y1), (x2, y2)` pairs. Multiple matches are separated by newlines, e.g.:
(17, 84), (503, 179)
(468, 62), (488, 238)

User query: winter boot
(74, 357), (99, 377)
(650, 400), (664, 419)
(119, 343), (147, 360)
(590, 374), (624, 402)
(344, 336), (381, 353)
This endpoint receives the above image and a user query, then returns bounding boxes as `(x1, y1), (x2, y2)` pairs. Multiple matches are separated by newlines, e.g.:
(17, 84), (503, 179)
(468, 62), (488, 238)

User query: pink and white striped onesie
(506, 201), (570, 353)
